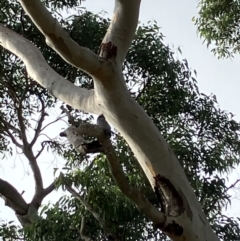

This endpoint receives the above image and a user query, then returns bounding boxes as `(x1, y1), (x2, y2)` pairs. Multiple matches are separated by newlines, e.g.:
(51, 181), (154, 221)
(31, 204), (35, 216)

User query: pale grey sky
(1, 0), (240, 228)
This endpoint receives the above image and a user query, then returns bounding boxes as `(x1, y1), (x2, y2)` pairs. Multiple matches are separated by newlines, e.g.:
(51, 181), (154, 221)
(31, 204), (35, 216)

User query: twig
(1, 122), (23, 149)
(226, 179), (240, 191)
(40, 116), (63, 132)
(30, 97), (47, 147)
(61, 173), (117, 240)
(35, 141), (47, 159)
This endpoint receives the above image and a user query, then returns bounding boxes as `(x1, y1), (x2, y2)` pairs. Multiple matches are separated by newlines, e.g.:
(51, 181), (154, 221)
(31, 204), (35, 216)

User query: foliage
(194, 0), (240, 58)
(0, 1), (240, 240)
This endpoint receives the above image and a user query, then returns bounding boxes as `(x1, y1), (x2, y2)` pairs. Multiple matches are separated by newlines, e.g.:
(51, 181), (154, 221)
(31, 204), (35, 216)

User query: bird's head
(98, 114), (105, 120)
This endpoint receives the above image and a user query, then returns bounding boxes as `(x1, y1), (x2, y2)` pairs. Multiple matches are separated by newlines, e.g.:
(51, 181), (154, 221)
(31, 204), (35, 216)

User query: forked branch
(100, 0), (141, 67)
(62, 123), (165, 227)
(18, 0), (102, 75)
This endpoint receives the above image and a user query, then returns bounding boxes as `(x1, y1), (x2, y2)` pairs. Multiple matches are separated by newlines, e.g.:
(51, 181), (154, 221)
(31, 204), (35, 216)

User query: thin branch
(18, 0), (103, 76)
(16, 97), (44, 198)
(60, 105), (75, 124)
(102, 138), (165, 226)
(0, 24), (98, 113)
(61, 174), (117, 241)
(41, 181), (56, 198)
(1, 121), (23, 149)
(2, 120), (22, 136)
(30, 97), (47, 147)
(16, 97), (28, 145)
(135, 76), (151, 101)
(19, 74), (30, 103)
(35, 141), (47, 159)
(3, 80), (28, 143)
(22, 147), (44, 205)
(205, 179), (240, 212)
(227, 179), (240, 191)
(80, 217), (94, 241)
(4, 81), (19, 104)
(40, 116), (62, 133)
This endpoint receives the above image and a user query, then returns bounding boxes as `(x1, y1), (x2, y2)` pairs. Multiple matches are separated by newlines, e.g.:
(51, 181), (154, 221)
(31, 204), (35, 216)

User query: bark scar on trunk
(154, 174), (185, 236)
(154, 174), (184, 217)
(99, 41), (117, 60)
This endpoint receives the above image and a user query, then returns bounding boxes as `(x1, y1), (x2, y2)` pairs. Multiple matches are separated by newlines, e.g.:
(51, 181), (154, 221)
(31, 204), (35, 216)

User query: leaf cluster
(194, 0), (240, 58)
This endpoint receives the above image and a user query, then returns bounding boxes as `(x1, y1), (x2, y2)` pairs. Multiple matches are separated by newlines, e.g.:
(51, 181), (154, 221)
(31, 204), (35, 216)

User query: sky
(1, 0), (240, 230)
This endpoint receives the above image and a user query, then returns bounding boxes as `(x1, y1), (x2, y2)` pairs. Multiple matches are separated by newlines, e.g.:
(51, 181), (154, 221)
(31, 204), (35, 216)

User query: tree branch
(226, 179), (240, 191)
(0, 178), (28, 215)
(30, 98), (47, 147)
(16, 99), (28, 145)
(17, 0), (103, 76)
(0, 179), (40, 227)
(23, 149), (44, 208)
(1, 119), (21, 137)
(63, 124), (165, 227)
(0, 118), (23, 148)
(0, 24), (98, 113)
(35, 141), (47, 159)
(40, 116), (62, 133)
(100, 0), (141, 67)
(40, 181), (56, 198)
(19, 125), (44, 205)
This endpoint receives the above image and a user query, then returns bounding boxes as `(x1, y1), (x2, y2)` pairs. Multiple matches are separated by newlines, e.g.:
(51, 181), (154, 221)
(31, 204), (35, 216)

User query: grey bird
(97, 114), (111, 137)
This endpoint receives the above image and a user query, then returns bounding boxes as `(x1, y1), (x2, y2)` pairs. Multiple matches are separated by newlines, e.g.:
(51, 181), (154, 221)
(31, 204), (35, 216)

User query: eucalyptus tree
(0, 1), (240, 241)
